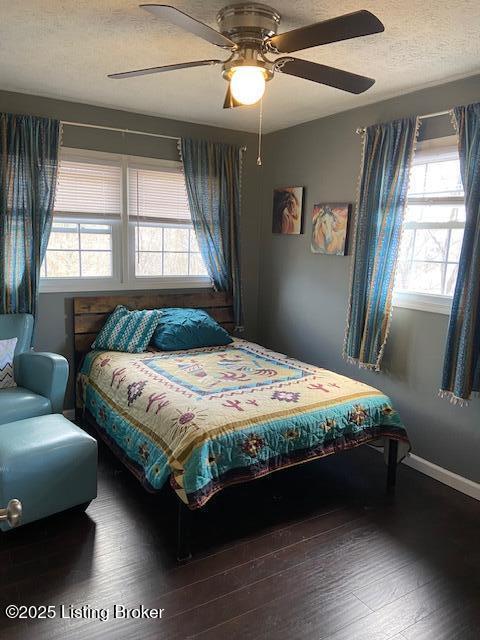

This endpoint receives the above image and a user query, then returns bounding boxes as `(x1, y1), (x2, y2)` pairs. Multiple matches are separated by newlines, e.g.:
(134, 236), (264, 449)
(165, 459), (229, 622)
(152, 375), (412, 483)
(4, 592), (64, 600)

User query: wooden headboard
(73, 290), (234, 365)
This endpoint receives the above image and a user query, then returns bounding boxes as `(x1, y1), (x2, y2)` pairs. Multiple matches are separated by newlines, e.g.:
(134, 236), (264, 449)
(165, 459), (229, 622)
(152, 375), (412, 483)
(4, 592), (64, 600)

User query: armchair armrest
(15, 352), (69, 414)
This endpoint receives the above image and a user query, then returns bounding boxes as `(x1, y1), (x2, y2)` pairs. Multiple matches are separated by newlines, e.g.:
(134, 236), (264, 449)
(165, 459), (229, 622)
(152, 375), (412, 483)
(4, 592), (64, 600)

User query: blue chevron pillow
(0, 337), (17, 389)
(91, 306), (162, 353)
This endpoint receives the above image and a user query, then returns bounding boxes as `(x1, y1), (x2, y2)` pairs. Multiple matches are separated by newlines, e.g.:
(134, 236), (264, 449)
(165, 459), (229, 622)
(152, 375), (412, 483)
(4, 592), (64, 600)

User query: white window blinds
(54, 155), (122, 217)
(128, 164), (192, 224)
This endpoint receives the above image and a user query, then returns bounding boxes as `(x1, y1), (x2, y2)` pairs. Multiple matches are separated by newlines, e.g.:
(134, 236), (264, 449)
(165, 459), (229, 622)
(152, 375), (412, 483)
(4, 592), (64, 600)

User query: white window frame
(40, 148), (211, 293)
(126, 155), (209, 287)
(393, 136), (463, 315)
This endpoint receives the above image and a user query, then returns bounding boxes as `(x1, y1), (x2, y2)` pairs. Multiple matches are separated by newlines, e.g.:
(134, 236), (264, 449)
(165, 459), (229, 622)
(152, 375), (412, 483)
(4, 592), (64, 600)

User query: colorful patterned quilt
(78, 339), (409, 509)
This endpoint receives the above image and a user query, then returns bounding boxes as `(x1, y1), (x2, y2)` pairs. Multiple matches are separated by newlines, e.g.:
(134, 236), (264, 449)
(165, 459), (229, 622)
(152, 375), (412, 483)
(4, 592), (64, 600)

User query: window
(41, 222), (113, 278)
(128, 163), (207, 278)
(394, 136), (465, 314)
(41, 149), (209, 291)
(42, 150), (122, 286)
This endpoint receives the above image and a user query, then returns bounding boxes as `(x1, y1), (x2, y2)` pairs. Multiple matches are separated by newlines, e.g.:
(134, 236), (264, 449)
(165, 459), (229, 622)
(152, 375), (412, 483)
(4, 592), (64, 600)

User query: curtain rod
(355, 109), (451, 135)
(61, 120), (247, 152)
(61, 120), (181, 141)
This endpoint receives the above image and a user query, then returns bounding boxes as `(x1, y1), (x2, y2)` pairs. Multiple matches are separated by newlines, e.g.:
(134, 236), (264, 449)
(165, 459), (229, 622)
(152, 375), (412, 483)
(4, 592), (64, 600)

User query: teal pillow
(151, 308), (233, 351)
(92, 305), (162, 353)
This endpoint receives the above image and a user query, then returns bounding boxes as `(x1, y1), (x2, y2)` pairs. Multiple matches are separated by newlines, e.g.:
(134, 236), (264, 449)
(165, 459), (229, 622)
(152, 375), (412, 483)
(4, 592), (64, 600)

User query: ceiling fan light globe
(230, 66), (266, 105)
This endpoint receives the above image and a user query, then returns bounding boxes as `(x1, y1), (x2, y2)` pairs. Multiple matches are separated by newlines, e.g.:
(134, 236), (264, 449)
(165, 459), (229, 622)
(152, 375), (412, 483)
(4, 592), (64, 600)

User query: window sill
(39, 276), (212, 294)
(393, 291), (452, 315)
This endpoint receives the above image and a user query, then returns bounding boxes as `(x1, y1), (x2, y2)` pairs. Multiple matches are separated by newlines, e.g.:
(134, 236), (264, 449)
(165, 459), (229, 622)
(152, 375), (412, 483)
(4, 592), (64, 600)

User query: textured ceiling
(1, 1), (479, 133)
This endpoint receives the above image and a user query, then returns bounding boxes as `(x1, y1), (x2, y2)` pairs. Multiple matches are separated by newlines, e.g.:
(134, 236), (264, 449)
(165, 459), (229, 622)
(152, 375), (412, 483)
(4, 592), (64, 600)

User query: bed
(74, 291), (409, 559)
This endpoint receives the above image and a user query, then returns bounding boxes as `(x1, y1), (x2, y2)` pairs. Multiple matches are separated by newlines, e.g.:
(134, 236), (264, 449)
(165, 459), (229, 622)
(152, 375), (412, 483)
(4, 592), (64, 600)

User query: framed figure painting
(272, 186), (304, 235)
(311, 203), (352, 255)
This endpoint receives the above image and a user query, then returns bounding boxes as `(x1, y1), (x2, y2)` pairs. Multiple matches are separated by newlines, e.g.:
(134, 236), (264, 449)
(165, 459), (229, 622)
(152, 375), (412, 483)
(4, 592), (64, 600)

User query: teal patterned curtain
(344, 117), (419, 370)
(441, 103), (480, 403)
(0, 113), (61, 315)
(180, 138), (244, 330)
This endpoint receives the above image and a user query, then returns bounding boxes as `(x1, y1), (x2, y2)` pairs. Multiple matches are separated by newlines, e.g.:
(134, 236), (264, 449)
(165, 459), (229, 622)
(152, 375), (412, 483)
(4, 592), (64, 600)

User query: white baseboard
(370, 445), (480, 501)
(402, 452), (480, 502)
(63, 409), (75, 421)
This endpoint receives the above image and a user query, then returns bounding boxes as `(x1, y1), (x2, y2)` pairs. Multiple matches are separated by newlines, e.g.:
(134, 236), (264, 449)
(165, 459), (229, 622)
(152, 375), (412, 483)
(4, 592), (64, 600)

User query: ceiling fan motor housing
(217, 3), (281, 45)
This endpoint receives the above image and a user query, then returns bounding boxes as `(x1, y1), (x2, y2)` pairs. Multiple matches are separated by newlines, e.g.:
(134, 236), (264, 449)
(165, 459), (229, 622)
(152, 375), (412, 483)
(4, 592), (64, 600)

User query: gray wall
(0, 90), (262, 408)
(258, 75), (480, 483)
(2, 76), (480, 481)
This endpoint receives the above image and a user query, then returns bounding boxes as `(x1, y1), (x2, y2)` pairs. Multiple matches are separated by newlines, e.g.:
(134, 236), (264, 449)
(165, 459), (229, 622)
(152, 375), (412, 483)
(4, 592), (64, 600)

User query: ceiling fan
(108, 3), (384, 108)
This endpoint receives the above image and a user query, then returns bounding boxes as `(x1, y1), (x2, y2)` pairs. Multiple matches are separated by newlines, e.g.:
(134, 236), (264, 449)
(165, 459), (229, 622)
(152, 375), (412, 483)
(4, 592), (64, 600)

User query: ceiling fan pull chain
(257, 97), (263, 167)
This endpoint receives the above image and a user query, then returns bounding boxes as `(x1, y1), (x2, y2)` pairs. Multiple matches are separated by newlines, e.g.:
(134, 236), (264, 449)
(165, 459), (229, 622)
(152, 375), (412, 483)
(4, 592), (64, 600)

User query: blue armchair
(0, 314), (68, 425)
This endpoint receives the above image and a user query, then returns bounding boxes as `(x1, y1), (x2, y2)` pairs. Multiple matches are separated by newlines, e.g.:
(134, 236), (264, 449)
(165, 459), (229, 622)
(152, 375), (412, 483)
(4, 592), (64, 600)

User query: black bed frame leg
(386, 439), (399, 495)
(177, 501), (192, 562)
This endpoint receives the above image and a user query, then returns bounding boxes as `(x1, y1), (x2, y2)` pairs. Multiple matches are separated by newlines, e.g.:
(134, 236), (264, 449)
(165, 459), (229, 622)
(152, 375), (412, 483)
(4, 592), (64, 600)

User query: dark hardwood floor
(1, 440), (480, 640)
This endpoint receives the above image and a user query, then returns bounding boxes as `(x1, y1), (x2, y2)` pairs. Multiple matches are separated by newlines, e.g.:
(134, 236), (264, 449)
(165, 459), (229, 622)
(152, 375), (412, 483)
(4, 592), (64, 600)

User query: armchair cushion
(0, 387), (51, 426)
(14, 352), (69, 415)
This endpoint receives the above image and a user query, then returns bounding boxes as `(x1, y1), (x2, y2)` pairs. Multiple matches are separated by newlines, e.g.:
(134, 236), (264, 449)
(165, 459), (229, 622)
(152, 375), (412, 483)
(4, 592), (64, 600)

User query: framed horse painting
(272, 186), (304, 235)
(311, 203), (352, 255)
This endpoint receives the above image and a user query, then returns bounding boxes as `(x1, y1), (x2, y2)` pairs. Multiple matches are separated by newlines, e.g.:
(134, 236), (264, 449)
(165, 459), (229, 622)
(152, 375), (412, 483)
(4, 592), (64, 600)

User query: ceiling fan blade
(223, 84), (243, 109)
(108, 59), (221, 79)
(266, 10), (384, 54)
(274, 57), (375, 94)
(140, 4), (236, 50)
